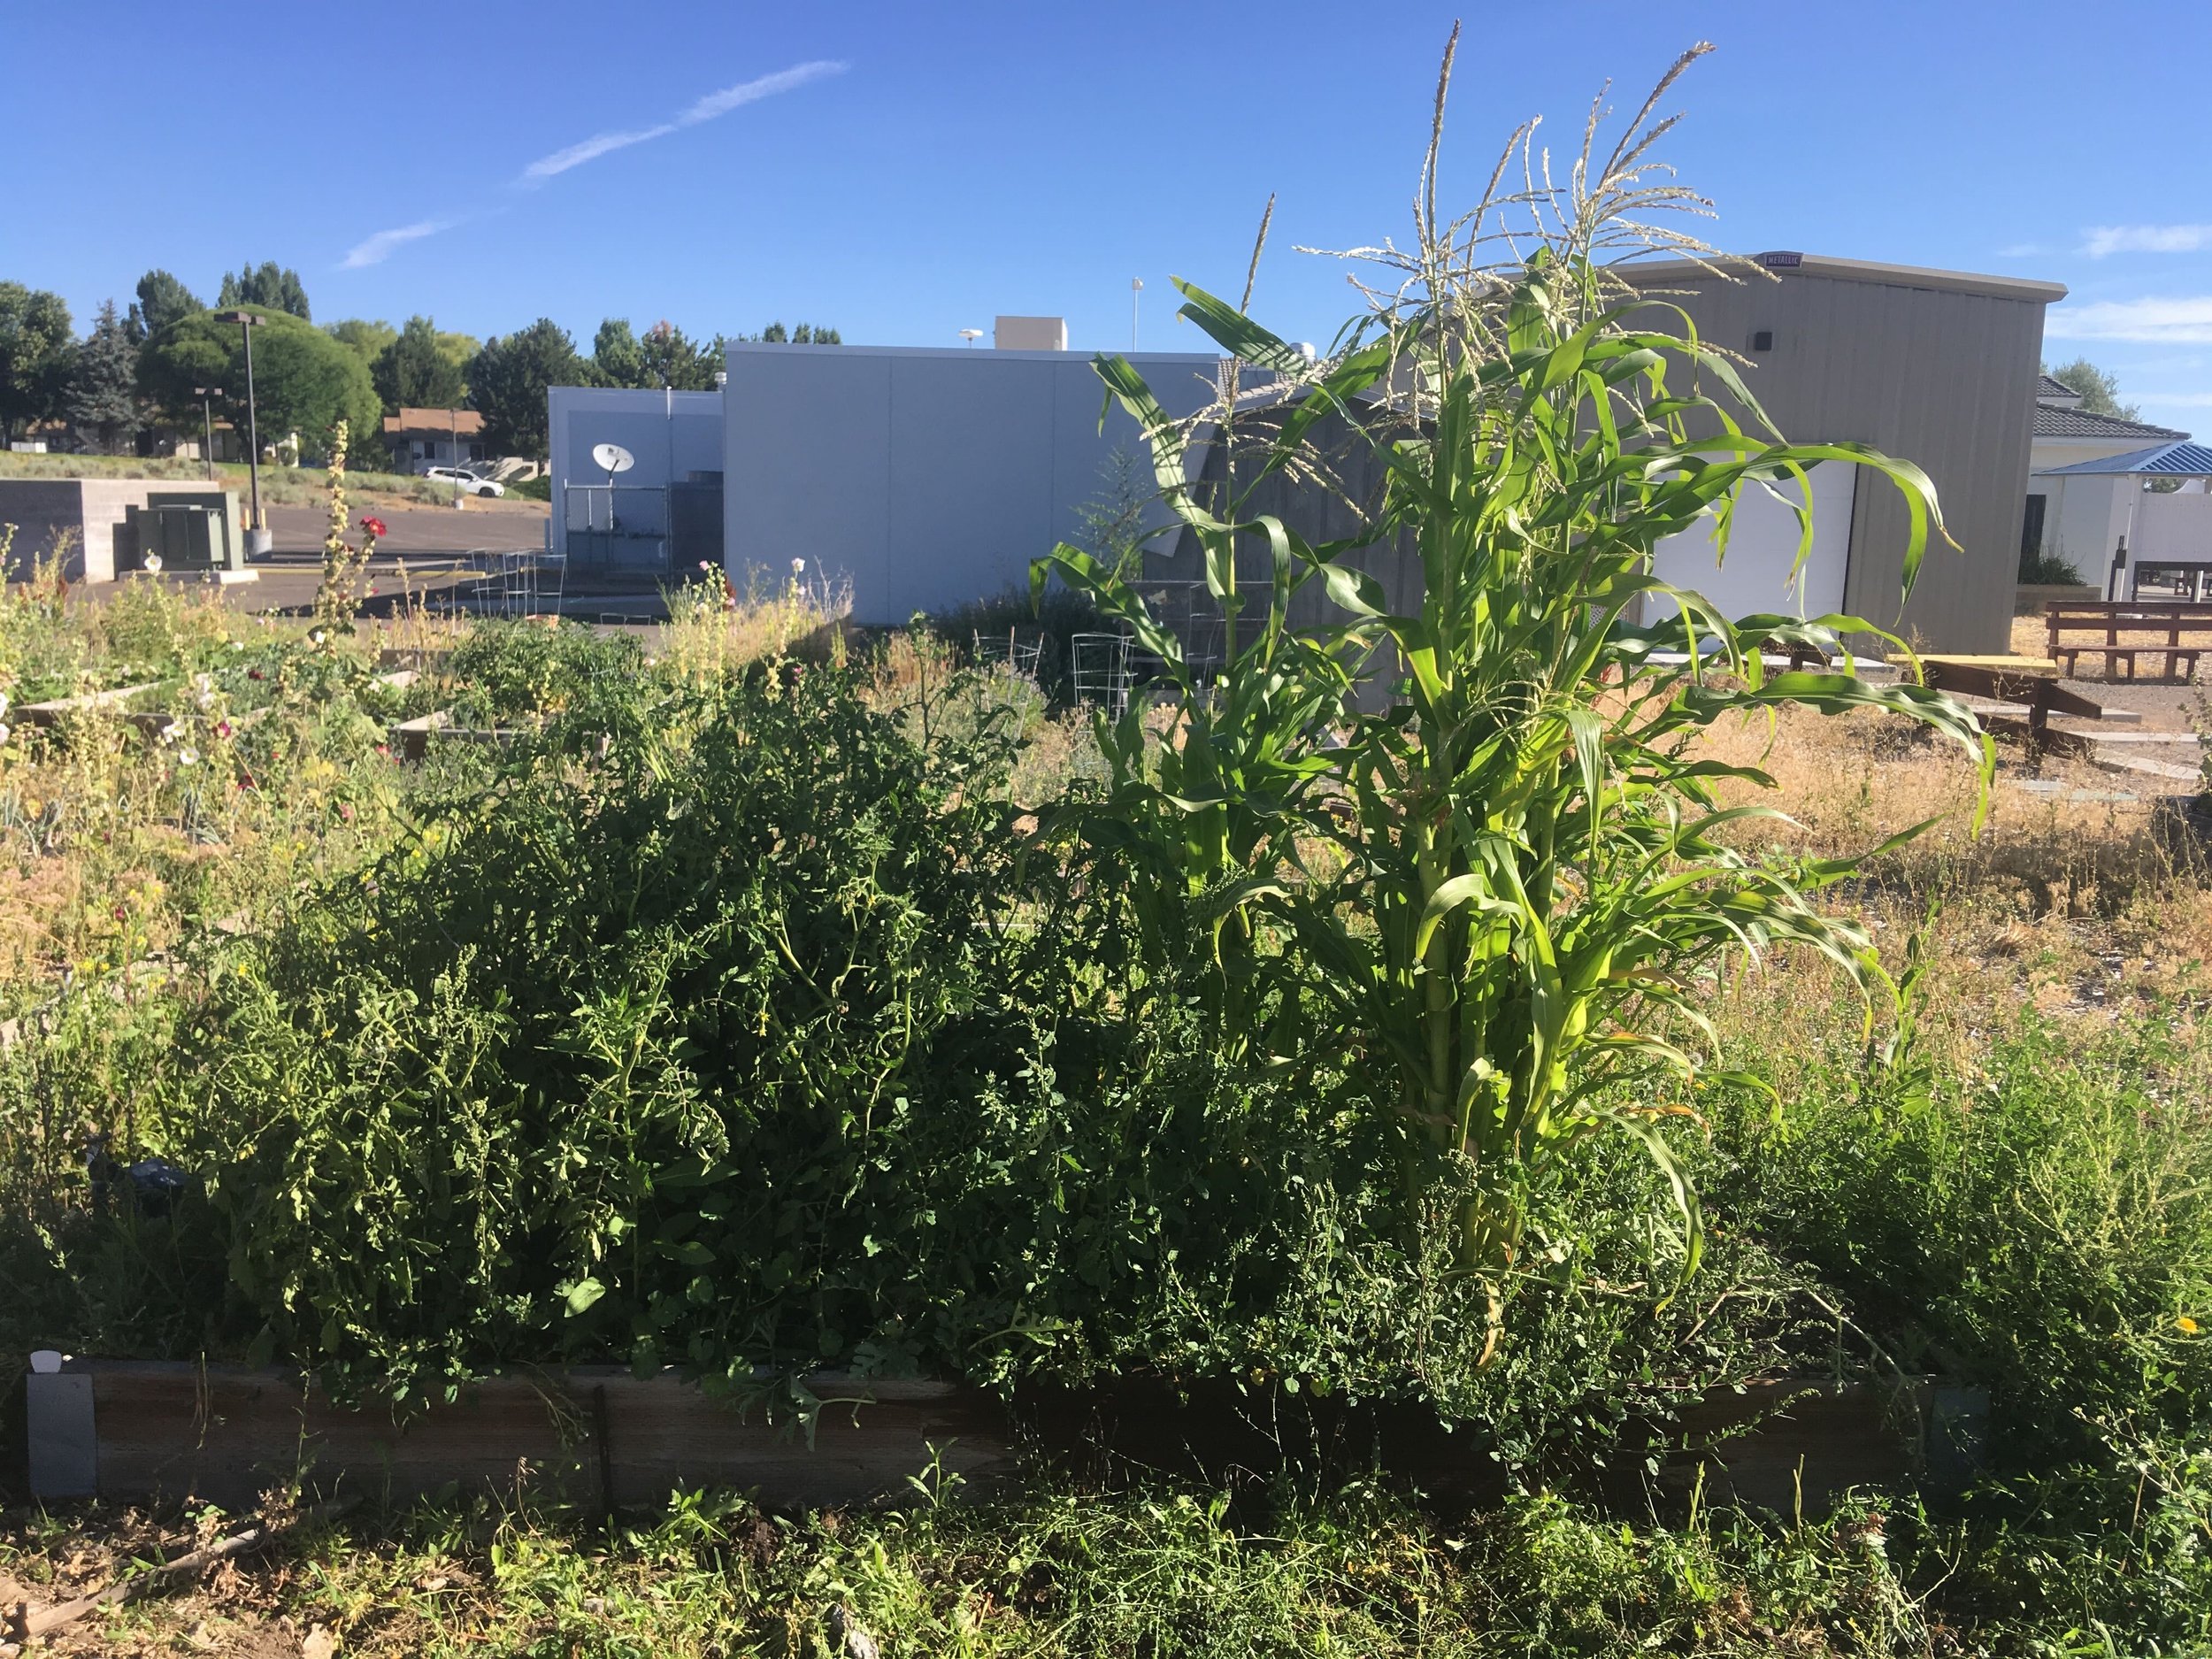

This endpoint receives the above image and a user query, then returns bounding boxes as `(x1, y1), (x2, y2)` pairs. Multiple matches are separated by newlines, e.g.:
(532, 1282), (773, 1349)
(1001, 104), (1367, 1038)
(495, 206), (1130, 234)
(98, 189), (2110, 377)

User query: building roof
(1620, 250), (2067, 304)
(382, 407), (482, 436)
(2035, 439), (2212, 477)
(2036, 373), (2081, 403)
(2032, 403), (2188, 441)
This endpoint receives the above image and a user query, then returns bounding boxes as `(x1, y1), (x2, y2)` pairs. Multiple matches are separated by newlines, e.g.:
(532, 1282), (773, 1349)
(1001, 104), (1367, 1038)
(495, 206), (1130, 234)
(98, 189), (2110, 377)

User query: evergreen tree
(592, 318), (649, 388)
(373, 315), (467, 410)
(639, 319), (718, 388)
(0, 281), (74, 444)
(129, 269), (203, 343)
(467, 319), (588, 460)
(217, 261), (311, 320)
(66, 300), (142, 454)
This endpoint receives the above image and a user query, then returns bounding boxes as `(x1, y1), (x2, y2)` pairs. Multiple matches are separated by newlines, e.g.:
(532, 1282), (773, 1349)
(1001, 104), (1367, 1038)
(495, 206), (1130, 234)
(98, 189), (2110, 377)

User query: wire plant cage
(1070, 631), (1133, 718)
(972, 626), (1048, 680)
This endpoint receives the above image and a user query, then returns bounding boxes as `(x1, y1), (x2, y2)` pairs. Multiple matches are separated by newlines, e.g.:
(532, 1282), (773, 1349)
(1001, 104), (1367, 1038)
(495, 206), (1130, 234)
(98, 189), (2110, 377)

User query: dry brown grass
(1683, 701), (2211, 1071)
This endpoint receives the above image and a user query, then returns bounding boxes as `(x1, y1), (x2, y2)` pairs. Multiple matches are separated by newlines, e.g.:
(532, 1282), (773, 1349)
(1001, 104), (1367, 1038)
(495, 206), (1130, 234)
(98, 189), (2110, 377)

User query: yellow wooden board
(1920, 653), (2062, 677)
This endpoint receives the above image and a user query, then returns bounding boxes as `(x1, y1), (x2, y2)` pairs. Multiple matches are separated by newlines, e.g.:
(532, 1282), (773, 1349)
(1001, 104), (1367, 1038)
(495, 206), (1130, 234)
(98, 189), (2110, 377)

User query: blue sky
(7, 0), (2212, 433)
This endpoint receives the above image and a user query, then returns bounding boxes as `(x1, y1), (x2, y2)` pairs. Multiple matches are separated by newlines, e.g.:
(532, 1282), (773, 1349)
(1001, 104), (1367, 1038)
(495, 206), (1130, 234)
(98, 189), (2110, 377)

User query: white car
(423, 465), (504, 498)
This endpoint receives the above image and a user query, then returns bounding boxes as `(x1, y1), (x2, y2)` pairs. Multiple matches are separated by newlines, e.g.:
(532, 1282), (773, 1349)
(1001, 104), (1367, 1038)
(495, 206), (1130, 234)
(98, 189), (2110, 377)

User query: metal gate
(564, 485), (672, 581)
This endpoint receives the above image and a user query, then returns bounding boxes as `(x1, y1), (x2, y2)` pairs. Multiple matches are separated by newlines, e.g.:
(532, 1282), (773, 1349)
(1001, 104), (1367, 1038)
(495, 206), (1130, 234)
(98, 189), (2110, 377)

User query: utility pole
(192, 387), (222, 482)
(213, 311), (268, 547)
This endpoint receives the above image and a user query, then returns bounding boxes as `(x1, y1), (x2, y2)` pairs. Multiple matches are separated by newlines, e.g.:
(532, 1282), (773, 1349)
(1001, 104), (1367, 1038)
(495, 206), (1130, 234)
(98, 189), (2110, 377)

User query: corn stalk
(1033, 36), (1993, 1333)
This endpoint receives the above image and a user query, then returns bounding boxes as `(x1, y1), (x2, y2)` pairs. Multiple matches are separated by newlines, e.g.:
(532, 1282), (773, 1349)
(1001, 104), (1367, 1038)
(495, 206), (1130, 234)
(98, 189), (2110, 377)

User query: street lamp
(1131, 277), (1143, 352)
(191, 387), (222, 482)
(212, 310), (268, 552)
(958, 328), (984, 348)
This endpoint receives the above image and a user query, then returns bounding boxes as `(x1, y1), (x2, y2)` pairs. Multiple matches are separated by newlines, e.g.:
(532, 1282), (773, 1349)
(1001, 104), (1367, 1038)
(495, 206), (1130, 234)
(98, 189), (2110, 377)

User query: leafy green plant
(1036, 36), (1992, 1328)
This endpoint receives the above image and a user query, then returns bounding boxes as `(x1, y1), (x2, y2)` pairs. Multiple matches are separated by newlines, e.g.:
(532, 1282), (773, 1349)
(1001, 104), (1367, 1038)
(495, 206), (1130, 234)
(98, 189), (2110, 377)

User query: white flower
(309, 627), (328, 646)
(159, 722), (180, 744)
(791, 557), (806, 575)
(0, 723), (11, 746)
(178, 747), (199, 766)
(0, 691), (10, 716)
(230, 640), (245, 652)
(142, 552), (163, 572)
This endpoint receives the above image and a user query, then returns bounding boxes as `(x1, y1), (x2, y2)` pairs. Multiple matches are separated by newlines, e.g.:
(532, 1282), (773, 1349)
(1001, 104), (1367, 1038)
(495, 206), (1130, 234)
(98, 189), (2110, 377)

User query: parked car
(423, 465), (504, 498)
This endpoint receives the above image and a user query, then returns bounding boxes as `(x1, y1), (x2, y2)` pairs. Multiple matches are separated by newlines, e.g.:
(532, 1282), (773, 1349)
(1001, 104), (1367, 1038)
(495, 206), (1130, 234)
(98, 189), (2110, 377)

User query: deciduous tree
(218, 261), (311, 321)
(128, 269), (203, 343)
(139, 303), (379, 465)
(0, 281), (73, 444)
(2045, 357), (2141, 422)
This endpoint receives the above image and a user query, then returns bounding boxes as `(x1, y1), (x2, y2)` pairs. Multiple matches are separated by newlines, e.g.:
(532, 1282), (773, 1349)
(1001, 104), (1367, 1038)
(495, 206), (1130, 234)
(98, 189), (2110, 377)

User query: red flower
(359, 515), (388, 539)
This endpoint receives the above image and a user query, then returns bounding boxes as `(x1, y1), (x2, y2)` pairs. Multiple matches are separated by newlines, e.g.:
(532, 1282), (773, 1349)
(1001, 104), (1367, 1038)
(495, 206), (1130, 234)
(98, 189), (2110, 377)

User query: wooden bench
(2045, 600), (2212, 680)
(1921, 656), (2112, 760)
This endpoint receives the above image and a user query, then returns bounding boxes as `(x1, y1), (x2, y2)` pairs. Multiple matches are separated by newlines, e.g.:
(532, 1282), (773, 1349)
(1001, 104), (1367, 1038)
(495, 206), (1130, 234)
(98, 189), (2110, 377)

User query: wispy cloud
(519, 125), (678, 183)
(341, 62), (848, 269)
(342, 219), (453, 269)
(2083, 224), (2212, 258)
(1997, 242), (2049, 258)
(2047, 296), (2212, 343)
(518, 59), (846, 186)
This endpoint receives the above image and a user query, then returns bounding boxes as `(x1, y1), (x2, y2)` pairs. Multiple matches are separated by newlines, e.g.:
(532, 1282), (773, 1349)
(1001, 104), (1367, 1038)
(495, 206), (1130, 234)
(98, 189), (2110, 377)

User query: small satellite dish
(593, 442), (636, 476)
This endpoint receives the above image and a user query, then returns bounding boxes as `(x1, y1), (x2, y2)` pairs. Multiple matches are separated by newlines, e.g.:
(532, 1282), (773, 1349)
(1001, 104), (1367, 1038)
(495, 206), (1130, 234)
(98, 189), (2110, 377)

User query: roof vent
(1756, 250), (1804, 270)
(994, 316), (1068, 351)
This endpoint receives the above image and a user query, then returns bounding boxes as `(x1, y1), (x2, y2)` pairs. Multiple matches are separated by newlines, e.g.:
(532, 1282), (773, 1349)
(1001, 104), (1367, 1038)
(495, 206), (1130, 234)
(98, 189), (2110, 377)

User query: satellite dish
(593, 442), (635, 477)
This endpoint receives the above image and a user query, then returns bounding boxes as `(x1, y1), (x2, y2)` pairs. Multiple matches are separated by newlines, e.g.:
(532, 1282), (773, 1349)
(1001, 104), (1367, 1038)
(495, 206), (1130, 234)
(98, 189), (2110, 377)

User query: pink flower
(359, 515), (388, 540)
(215, 720), (233, 738)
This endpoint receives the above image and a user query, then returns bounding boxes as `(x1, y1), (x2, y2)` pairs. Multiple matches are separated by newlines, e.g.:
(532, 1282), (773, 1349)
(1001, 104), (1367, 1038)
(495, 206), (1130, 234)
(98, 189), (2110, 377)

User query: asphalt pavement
(266, 502), (548, 557)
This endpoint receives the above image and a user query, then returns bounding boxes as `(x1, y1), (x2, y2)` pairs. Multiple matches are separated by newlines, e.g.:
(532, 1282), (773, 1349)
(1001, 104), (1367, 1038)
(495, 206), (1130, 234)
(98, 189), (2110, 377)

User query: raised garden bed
(24, 1360), (1985, 1518)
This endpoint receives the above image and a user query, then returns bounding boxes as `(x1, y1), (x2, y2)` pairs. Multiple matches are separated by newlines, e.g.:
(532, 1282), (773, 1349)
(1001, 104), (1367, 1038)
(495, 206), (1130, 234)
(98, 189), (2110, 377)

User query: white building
(2022, 374), (2192, 581)
(545, 326), (1222, 621)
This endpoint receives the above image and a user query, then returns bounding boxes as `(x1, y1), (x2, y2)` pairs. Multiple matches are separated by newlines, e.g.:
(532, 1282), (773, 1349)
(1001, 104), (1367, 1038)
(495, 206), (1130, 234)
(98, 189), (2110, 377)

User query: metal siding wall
(1637, 272), (2041, 651)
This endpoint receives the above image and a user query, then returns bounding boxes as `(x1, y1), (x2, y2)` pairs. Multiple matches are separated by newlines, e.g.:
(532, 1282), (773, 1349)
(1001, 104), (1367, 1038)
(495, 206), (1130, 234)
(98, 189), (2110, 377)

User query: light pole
(213, 311), (268, 550)
(1131, 277), (1143, 352)
(958, 328), (984, 348)
(192, 387), (222, 482)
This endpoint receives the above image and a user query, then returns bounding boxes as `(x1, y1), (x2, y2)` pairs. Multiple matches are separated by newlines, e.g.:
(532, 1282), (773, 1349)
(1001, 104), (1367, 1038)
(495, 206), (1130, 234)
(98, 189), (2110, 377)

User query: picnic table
(2044, 600), (2212, 680)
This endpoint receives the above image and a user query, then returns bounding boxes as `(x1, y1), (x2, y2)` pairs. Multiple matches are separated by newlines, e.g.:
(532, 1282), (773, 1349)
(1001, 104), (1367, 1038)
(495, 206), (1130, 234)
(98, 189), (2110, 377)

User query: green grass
(0, 450), (474, 507)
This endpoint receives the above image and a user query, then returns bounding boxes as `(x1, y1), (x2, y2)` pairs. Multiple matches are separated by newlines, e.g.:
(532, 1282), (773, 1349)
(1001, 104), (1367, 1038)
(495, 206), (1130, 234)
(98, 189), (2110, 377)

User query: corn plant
(1036, 36), (1993, 1335)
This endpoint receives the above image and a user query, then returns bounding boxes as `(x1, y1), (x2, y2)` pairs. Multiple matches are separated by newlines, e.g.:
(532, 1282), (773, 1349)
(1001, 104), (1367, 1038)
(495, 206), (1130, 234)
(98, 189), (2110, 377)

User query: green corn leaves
(1034, 244), (1990, 1336)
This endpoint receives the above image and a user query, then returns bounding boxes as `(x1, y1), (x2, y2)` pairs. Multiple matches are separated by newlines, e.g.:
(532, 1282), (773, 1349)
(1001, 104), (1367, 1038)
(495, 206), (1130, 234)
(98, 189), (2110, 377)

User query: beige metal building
(1629, 253), (2064, 652)
(1159, 252), (2065, 656)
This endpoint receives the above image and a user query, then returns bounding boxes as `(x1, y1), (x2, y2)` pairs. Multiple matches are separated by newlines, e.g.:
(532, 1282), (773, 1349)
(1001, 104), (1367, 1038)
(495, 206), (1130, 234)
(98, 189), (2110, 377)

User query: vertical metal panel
(1678, 271), (2045, 653)
(1154, 265), (2049, 656)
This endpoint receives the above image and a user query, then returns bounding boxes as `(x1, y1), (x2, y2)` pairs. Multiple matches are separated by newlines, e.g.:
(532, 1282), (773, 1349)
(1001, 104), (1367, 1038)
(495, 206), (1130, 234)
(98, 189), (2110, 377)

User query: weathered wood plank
(78, 1363), (1012, 1511)
(39, 1362), (1984, 1517)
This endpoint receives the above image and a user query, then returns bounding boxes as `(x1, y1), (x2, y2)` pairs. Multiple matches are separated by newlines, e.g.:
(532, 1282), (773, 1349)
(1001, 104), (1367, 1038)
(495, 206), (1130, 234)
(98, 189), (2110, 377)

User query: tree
(139, 303), (379, 465)
(128, 269), (202, 344)
(2045, 357), (2140, 422)
(739, 320), (841, 346)
(0, 281), (73, 444)
(217, 261), (311, 321)
(592, 318), (649, 388)
(467, 319), (588, 460)
(373, 315), (467, 410)
(326, 318), (397, 366)
(66, 300), (142, 454)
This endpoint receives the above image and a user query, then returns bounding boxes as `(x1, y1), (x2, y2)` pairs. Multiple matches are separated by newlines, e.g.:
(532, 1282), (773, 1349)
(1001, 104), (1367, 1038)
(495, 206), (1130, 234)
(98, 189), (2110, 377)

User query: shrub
(2020, 546), (2087, 584)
